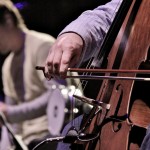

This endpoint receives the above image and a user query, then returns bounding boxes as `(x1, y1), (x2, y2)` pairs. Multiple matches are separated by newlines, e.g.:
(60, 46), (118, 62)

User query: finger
(59, 51), (73, 77)
(45, 47), (55, 74)
(52, 49), (63, 75)
(44, 50), (55, 80)
(42, 65), (51, 80)
(44, 63), (53, 79)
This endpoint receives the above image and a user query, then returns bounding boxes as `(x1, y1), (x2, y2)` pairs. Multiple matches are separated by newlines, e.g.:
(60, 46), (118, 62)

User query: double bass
(73, 0), (150, 149)
(35, 0), (150, 149)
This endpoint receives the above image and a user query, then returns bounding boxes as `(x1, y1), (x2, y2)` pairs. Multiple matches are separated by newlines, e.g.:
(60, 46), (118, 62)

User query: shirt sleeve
(59, 0), (122, 65)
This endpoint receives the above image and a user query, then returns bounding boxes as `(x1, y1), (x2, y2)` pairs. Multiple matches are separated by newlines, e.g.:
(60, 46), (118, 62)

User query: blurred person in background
(0, 0), (83, 149)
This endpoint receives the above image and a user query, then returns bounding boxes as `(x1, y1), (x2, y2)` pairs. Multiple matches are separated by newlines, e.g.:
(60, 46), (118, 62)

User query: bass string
(70, 0), (123, 131)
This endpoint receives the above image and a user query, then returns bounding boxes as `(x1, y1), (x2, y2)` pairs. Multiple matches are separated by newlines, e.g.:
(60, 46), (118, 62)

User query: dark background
(0, 0), (109, 99)
(12, 0), (108, 37)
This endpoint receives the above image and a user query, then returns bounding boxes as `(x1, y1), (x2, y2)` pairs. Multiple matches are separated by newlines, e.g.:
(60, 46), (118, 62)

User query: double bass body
(82, 0), (150, 149)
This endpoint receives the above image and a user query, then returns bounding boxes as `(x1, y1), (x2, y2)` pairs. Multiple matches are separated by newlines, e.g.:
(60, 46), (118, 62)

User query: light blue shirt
(60, 0), (122, 65)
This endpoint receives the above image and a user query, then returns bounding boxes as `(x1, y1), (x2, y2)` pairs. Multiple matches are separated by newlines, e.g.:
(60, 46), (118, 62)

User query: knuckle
(46, 61), (52, 66)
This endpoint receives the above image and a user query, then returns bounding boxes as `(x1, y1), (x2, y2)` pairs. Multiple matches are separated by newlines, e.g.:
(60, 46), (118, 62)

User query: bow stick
(35, 66), (150, 81)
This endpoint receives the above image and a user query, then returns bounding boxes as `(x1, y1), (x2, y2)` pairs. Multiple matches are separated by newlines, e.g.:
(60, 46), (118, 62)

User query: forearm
(60, 0), (122, 64)
(5, 90), (51, 123)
